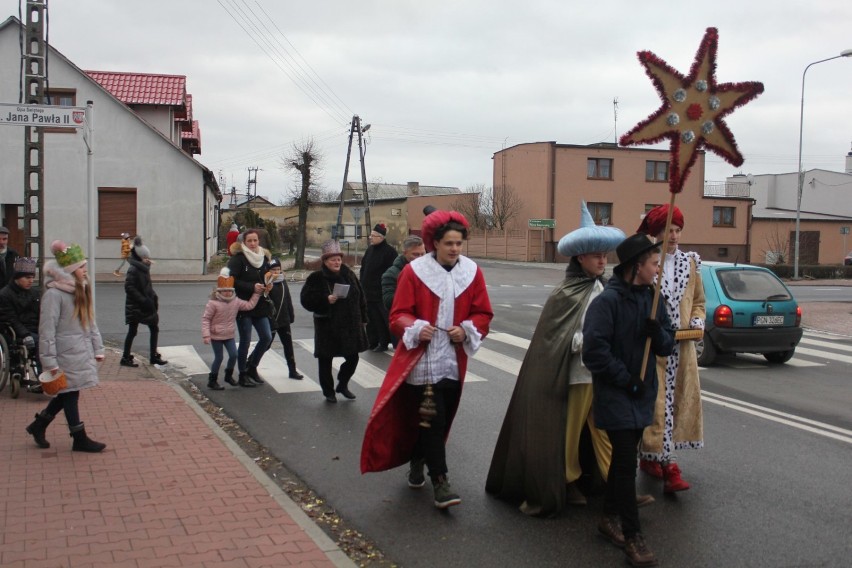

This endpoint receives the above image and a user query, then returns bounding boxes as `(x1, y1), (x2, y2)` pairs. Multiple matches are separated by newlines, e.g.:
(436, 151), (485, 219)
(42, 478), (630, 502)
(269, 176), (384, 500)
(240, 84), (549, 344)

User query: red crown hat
(420, 210), (470, 252)
(638, 204), (684, 237)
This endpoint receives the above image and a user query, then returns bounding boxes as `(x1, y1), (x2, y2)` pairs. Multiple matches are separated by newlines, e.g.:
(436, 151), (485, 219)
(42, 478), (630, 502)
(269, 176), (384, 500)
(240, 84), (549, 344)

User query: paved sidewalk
(0, 351), (355, 568)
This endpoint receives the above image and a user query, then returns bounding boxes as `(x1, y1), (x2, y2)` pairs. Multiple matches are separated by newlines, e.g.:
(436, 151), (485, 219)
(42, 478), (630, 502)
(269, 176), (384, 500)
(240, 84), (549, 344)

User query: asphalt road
(93, 266), (852, 568)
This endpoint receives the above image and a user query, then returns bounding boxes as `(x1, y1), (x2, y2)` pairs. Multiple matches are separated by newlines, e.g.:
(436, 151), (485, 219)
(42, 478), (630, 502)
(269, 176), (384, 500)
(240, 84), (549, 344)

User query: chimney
(846, 142), (852, 174)
(407, 181), (420, 196)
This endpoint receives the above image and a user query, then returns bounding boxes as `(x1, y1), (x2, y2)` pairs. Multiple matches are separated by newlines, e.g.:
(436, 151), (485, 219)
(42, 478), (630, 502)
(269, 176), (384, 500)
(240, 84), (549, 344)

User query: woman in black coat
(300, 240), (368, 403)
(121, 237), (167, 367)
(226, 228), (273, 387)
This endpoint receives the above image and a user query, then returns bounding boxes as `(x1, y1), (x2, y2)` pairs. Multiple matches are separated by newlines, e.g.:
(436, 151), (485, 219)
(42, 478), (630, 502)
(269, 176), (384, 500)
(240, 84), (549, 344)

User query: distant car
(845, 251), (852, 266)
(695, 261), (803, 366)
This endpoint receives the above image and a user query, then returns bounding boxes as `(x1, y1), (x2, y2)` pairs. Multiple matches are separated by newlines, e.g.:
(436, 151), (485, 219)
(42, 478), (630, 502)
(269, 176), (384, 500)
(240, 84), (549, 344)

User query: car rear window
(717, 270), (792, 301)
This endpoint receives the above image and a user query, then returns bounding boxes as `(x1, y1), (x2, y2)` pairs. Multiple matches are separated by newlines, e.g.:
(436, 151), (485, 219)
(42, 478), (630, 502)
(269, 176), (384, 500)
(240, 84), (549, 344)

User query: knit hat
(120, 232), (131, 239)
(13, 256), (37, 278)
(321, 240), (343, 260)
(613, 233), (661, 276)
(637, 204), (684, 237)
(420, 210), (470, 253)
(557, 201), (626, 258)
(268, 258), (281, 269)
(372, 223), (387, 236)
(0, 226), (8, 235)
(132, 236), (151, 260)
(50, 240), (87, 273)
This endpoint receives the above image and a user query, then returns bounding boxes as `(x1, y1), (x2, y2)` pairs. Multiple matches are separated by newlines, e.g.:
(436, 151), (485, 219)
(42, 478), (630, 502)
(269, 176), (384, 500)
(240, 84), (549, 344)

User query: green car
(696, 261), (803, 366)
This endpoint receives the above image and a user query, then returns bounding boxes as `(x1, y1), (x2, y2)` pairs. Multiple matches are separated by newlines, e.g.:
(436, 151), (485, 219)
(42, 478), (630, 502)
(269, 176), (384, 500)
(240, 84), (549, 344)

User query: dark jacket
(0, 279), (40, 339)
(268, 279), (295, 330)
(300, 263), (368, 358)
(0, 248), (19, 289)
(583, 275), (674, 431)
(227, 247), (271, 319)
(359, 240), (398, 303)
(124, 258), (159, 326)
(381, 254), (408, 310)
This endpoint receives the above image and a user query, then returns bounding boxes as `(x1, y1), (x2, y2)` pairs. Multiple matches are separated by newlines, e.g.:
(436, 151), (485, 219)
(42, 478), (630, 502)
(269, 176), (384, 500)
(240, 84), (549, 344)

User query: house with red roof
(0, 16), (220, 275)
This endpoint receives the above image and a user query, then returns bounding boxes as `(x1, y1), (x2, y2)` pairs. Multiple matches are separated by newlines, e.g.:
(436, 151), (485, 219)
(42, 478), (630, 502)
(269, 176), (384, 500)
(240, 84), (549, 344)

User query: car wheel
(695, 337), (716, 366)
(763, 350), (794, 364)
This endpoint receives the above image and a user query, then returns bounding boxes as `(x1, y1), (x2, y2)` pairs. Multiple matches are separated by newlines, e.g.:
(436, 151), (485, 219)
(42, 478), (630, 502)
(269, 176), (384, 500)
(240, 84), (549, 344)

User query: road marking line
(702, 391), (852, 444)
(156, 345), (211, 376)
(488, 331), (531, 350)
(794, 346), (852, 365)
(522, 304), (543, 309)
(256, 349), (321, 393)
(799, 337), (852, 354)
(377, 348), (487, 382)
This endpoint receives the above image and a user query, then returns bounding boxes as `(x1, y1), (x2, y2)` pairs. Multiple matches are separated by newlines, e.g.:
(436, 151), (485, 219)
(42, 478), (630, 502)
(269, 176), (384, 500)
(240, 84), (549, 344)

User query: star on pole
(620, 27), (764, 193)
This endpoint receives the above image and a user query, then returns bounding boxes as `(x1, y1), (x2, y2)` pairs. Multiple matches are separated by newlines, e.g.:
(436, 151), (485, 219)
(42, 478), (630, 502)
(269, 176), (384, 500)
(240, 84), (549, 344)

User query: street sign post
(528, 218), (555, 228)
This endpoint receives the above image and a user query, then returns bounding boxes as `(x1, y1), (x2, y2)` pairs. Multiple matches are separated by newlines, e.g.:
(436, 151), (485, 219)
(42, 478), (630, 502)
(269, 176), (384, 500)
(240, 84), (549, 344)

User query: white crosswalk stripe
(159, 330), (851, 393)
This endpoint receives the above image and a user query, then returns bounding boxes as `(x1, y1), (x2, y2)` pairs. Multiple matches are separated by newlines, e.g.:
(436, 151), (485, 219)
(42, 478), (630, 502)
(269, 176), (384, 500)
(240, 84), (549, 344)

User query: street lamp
(793, 48), (852, 279)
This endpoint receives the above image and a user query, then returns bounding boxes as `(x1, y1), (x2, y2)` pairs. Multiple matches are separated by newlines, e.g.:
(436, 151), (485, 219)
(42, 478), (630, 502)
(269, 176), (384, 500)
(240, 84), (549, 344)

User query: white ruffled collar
(409, 254), (476, 299)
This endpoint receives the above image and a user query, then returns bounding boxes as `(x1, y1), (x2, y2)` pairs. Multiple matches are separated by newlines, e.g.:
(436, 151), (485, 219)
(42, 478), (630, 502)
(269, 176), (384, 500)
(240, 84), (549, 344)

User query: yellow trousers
(565, 383), (612, 483)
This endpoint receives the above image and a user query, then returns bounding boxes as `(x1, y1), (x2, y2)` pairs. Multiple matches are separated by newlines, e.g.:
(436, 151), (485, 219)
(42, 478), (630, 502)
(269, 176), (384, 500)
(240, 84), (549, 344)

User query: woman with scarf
(226, 228), (273, 386)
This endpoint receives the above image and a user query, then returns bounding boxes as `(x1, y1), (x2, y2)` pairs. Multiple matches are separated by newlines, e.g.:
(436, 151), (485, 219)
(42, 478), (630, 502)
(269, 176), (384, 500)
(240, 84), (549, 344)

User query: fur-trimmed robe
(640, 250), (705, 459)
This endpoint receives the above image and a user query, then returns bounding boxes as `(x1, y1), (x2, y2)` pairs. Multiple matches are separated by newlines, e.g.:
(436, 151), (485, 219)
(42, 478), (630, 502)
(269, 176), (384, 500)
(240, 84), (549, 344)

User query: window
(587, 202), (613, 226)
(98, 188), (137, 238)
(645, 161), (669, 182)
(718, 247), (728, 257)
(644, 203), (661, 213)
(44, 88), (77, 133)
(587, 158), (613, 180)
(713, 206), (735, 228)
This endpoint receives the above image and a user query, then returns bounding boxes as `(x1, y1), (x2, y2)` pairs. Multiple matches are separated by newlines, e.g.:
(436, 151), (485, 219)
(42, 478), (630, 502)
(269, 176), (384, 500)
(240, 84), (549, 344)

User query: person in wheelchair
(0, 257), (42, 379)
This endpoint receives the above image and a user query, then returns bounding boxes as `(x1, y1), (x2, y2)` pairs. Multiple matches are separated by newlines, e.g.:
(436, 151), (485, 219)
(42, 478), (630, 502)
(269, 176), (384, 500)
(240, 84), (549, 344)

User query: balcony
(703, 181), (751, 198)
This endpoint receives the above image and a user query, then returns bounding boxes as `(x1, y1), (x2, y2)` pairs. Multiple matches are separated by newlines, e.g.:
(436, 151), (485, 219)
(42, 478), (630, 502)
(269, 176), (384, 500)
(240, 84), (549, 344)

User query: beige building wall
(751, 218), (852, 266)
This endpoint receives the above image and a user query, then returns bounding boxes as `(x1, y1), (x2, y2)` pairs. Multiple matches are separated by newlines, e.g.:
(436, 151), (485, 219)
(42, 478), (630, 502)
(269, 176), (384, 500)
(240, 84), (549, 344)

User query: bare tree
(451, 184), (488, 229)
(282, 139), (321, 269)
(491, 184), (524, 230)
(761, 222), (790, 265)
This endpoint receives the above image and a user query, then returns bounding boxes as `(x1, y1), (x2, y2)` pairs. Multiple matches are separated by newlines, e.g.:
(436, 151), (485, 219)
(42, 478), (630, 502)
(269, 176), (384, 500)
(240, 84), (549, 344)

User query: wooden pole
(638, 191), (677, 381)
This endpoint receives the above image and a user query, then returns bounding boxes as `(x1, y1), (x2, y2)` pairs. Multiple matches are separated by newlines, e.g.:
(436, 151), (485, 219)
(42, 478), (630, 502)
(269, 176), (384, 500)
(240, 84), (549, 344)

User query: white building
(0, 17), (220, 275)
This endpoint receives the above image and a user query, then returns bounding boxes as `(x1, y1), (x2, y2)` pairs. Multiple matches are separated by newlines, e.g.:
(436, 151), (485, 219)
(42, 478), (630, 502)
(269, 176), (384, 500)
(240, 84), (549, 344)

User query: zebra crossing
(155, 329), (851, 395)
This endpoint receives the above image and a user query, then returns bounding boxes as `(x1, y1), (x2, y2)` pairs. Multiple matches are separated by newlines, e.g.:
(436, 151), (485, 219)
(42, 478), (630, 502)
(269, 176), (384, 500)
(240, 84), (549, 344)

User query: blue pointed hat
(557, 201), (626, 257)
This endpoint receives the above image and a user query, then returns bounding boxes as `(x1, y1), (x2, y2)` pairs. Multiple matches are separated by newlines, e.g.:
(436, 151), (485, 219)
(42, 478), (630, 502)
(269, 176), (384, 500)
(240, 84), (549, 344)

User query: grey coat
(38, 260), (104, 393)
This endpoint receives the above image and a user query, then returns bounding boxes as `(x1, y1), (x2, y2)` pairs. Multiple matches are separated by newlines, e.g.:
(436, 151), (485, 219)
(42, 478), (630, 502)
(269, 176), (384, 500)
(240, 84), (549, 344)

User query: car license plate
(754, 315), (784, 326)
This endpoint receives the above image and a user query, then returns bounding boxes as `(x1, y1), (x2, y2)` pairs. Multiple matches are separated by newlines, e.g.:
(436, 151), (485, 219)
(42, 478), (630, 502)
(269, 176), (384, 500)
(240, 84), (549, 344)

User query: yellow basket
(39, 371), (67, 396)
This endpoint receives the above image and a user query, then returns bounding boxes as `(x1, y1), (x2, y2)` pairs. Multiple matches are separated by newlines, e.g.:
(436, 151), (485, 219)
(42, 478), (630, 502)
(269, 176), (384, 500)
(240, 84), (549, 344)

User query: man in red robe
(360, 210), (493, 510)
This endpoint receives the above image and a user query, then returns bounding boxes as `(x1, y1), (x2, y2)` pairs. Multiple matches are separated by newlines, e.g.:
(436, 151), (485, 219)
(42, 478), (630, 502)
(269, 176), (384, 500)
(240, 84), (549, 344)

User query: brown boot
(624, 534), (658, 567)
(597, 515), (624, 548)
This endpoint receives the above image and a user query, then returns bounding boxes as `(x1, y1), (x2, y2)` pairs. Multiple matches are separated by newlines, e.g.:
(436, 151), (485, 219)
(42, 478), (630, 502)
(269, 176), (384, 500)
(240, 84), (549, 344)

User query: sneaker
(624, 534), (658, 567)
(119, 356), (139, 368)
(598, 515), (625, 548)
(636, 493), (656, 508)
(113, 270), (121, 277)
(639, 459), (663, 479)
(663, 462), (690, 493)
(407, 458), (426, 489)
(432, 476), (461, 509)
(566, 482), (587, 506)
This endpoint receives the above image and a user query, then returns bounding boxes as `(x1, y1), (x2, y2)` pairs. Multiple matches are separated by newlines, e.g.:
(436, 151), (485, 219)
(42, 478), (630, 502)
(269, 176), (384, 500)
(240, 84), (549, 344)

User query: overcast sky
(6, 0), (851, 204)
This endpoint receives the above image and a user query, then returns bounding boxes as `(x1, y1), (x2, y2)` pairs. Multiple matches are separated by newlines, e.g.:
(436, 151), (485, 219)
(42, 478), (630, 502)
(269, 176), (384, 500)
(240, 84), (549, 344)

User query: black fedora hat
(614, 233), (661, 275)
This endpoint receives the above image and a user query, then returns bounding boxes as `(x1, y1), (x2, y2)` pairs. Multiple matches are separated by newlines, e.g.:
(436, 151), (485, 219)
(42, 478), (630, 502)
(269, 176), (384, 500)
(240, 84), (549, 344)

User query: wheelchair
(0, 324), (42, 398)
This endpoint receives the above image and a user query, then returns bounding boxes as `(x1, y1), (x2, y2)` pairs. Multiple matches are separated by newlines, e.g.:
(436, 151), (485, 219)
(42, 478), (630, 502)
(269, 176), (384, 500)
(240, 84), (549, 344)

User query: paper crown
(13, 256), (37, 275)
(217, 275), (234, 290)
(557, 202), (626, 258)
(50, 240), (86, 272)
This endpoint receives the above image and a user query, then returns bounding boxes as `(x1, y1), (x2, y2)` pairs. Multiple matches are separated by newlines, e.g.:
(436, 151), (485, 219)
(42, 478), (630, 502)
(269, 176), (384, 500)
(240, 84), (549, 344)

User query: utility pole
(613, 97), (619, 144)
(246, 167), (259, 208)
(334, 115), (371, 241)
(23, 0), (47, 285)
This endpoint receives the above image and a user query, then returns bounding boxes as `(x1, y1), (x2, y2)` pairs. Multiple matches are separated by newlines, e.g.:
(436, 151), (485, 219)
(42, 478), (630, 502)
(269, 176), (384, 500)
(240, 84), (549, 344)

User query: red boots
(662, 463), (690, 493)
(639, 459), (663, 478)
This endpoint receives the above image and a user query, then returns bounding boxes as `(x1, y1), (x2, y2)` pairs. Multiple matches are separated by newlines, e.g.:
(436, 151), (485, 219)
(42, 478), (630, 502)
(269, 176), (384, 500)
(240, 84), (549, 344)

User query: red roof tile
(85, 71), (186, 106)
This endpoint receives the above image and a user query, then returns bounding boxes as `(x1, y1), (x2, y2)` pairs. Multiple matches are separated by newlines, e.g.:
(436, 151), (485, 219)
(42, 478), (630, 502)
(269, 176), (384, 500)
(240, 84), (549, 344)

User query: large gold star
(620, 27), (764, 193)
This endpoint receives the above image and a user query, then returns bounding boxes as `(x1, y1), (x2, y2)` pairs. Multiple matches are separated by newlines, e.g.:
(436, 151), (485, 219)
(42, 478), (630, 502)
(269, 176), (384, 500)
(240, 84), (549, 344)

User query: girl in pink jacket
(201, 272), (261, 390)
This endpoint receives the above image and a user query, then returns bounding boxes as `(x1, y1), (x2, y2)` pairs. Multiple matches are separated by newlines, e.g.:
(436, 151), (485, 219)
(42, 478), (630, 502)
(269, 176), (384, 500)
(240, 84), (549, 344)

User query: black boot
(150, 353), (168, 366)
(238, 372), (256, 388)
(288, 362), (304, 380)
(246, 364), (264, 384)
(223, 368), (237, 386)
(25, 411), (55, 448)
(335, 383), (356, 400)
(120, 355), (139, 368)
(70, 423), (106, 453)
(207, 372), (224, 391)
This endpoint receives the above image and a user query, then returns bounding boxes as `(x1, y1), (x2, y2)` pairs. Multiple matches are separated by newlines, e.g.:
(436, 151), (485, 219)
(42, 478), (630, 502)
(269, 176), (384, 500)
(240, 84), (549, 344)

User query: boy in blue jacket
(583, 233), (674, 568)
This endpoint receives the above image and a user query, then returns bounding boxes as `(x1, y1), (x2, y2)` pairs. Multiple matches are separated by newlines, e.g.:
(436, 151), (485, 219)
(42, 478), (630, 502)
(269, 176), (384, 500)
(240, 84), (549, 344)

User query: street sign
(0, 102), (86, 128)
(350, 207), (363, 222)
(528, 218), (555, 228)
